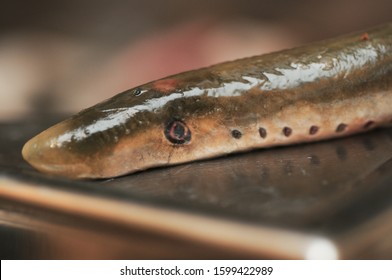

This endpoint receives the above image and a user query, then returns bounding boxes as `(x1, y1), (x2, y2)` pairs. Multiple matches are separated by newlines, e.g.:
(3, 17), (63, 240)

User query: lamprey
(22, 24), (392, 178)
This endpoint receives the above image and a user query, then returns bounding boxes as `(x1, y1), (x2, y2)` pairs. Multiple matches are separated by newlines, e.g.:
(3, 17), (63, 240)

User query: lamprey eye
(133, 88), (142, 96)
(165, 120), (191, 144)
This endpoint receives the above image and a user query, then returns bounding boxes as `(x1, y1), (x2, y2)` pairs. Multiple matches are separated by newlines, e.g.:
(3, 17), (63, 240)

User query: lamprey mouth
(22, 120), (94, 178)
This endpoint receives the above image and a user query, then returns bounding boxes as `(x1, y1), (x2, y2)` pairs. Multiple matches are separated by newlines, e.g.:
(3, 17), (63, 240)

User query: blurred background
(1, 0), (392, 260)
(0, 0), (391, 120)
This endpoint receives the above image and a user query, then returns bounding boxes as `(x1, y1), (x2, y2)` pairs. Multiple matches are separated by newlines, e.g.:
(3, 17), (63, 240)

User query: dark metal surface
(1, 116), (392, 259)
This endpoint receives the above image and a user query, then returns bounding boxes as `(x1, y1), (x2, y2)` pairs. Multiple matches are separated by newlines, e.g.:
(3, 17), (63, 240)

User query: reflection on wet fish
(22, 24), (392, 178)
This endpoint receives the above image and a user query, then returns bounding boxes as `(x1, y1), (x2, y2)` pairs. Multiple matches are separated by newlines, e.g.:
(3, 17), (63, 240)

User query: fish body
(22, 24), (392, 179)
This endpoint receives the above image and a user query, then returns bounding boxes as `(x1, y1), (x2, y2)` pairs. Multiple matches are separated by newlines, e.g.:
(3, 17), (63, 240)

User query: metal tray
(1, 116), (391, 259)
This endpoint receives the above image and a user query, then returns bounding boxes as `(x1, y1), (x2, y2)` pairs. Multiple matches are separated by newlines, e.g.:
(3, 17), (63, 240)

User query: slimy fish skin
(22, 24), (392, 179)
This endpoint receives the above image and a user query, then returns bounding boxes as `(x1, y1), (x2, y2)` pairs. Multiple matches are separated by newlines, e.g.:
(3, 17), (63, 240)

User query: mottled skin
(23, 24), (392, 179)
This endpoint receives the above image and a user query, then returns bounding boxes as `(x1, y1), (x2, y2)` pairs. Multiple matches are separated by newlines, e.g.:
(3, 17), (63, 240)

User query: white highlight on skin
(52, 77), (257, 146)
(261, 45), (381, 90)
(53, 92), (183, 145)
(206, 76), (258, 97)
(305, 238), (339, 260)
(51, 45), (385, 146)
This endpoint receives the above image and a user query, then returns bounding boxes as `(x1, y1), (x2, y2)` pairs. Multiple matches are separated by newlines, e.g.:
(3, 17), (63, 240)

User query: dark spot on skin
(362, 138), (375, 151)
(283, 127), (292, 137)
(363, 121), (374, 129)
(232, 129), (242, 139)
(165, 120), (191, 144)
(133, 88), (142, 96)
(309, 125), (319, 135)
(336, 123), (347, 133)
(336, 146), (347, 161)
(308, 154), (320, 165)
(259, 127), (267, 138)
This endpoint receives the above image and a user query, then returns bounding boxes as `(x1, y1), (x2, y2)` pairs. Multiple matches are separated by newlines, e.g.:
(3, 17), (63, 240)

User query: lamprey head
(22, 81), (234, 179)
